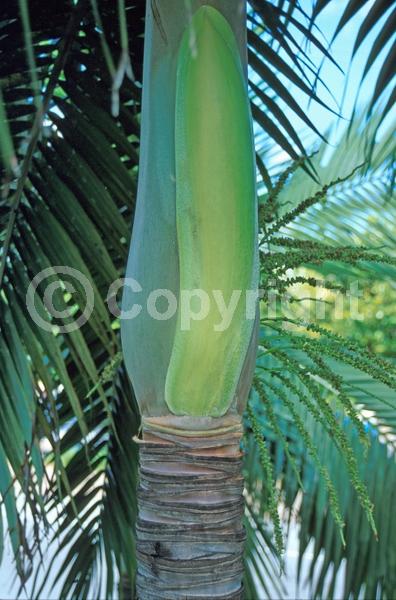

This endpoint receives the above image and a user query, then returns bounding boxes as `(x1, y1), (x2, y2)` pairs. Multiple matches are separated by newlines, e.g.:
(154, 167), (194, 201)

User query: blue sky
(301, 1), (393, 126)
(255, 0), (395, 163)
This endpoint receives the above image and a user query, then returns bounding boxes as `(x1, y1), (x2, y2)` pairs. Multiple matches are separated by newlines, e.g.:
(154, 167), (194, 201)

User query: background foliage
(0, 0), (395, 598)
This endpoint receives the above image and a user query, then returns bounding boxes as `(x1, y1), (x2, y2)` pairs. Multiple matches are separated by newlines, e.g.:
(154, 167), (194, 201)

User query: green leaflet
(165, 6), (257, 416)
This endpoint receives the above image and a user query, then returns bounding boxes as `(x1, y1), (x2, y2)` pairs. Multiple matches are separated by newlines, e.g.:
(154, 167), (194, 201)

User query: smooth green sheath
(165, 6), (256, 416)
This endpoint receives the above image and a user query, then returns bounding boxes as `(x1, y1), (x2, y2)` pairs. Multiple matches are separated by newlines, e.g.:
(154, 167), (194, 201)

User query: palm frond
(0, 0), (144, 594)
(246, 334), (396, 598)
(246, 114), (396, 597)
(266, 113), (396, 284)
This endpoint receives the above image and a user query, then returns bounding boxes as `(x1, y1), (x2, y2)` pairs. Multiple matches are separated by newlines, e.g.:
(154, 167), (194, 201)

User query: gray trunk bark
(135, 418), (245, 599)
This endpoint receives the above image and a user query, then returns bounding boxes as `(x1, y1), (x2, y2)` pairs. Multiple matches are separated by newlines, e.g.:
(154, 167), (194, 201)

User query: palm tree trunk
(121, 2), (253, 596)
(135, 417), (245, 599)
